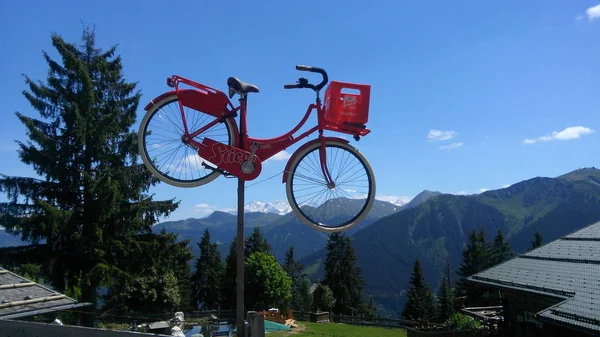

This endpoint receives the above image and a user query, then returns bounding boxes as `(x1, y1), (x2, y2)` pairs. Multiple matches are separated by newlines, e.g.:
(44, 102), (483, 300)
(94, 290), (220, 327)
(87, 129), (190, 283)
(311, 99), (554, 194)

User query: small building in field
(467, 220), (600, 337)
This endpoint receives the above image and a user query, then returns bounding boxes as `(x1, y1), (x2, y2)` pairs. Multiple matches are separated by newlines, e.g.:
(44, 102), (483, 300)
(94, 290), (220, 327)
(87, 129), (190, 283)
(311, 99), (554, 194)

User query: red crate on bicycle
(323, 81), (371, 125)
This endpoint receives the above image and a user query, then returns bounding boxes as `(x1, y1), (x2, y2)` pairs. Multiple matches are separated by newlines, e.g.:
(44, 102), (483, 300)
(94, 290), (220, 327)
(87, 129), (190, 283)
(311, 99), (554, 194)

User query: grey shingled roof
(467, 220), (600, 334)
(0, 266), (91, 319)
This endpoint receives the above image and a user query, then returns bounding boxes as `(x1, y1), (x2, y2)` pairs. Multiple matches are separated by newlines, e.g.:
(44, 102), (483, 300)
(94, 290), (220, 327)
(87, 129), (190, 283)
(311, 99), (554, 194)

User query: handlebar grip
(284, 84), (299, 89)
(296, 65), (313, 72)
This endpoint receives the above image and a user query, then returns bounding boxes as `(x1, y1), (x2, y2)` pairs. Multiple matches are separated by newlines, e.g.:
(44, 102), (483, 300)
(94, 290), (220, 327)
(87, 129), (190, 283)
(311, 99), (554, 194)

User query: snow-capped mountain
(226, 200), (292, 215)
(375, 195), (413, 207)
(220, 196), (413, 216)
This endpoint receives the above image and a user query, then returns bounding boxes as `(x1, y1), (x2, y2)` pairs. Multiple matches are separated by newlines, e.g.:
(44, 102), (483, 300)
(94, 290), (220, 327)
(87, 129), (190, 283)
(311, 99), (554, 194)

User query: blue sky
(1, 1), (599, 221)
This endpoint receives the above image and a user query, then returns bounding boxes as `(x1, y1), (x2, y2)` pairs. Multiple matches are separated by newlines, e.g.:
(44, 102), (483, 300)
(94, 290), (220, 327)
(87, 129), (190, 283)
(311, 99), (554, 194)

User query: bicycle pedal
(202, 162), (234, 178)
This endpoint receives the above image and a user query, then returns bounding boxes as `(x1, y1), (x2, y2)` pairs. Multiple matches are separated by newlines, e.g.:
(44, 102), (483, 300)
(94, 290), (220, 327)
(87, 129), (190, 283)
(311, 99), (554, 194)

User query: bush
(444, 313), (481, 330)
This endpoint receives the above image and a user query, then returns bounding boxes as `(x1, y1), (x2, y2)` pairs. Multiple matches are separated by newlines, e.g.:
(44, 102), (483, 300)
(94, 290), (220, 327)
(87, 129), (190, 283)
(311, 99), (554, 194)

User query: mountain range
(149, 192), (424, 262)
(1, 167), (599, 316)
(297, 167), (600, 314)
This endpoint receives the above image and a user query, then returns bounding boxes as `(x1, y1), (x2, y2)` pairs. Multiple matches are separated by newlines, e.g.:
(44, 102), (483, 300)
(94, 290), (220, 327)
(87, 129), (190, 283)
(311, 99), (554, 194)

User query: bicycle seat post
(235, 90), (247, 337)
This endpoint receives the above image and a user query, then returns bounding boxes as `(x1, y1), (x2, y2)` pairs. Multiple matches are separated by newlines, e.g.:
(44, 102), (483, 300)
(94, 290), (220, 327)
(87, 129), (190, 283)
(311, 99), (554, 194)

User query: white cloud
(166, 153), (210, 175)
(584, 4), (600, 21)
(455, 188), (490, 195)
(523, 126), (595, 144)
(267, 150), (292, 162)
(428, 129), (457, 141)
(502, 184), (510, 188)
(440, 142), (464, 150)
(193, 203), (219, 215)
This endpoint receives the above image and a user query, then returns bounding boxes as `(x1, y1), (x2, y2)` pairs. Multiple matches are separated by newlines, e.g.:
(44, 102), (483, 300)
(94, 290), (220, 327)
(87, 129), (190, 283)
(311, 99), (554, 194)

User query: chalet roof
(0, 266), (91, 320)
(467, 220), (600, 334)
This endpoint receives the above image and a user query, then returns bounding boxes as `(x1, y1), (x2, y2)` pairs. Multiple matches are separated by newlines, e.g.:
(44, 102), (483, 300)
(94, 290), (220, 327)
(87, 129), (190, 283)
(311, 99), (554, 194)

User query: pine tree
(220, 236), (238, 310)
(437, 279), (454, 321)
(0, 27), (177, 325)
(366, 295), (377, 317)
(530, 231), (543, 250)
(456, 228), (495, 306)
(490, 229), (512, 265)
(103, 229), (194, 315)
(244, 226), (271, 258)
(402, 259), (436, 322)
(192, 229), (224, 310)
(283, 246), (304, 310)
(310, 282), (336, 312)
(322, 233), (366, 315)
(298, 277), (313, 312)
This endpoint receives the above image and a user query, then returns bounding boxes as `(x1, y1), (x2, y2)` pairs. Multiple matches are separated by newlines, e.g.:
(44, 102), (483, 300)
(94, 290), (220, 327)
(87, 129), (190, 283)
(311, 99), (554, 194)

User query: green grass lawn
(268, 321), (407, 337)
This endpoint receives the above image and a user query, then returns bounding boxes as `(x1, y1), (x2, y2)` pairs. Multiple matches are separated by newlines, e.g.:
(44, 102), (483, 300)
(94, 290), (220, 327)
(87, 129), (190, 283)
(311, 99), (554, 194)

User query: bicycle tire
(138, 93), (236, 188)
(285, 140), (376, 233)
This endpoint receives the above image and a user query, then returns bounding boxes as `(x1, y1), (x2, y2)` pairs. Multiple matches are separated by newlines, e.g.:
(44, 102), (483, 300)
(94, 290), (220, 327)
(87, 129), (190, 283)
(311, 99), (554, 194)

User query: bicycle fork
(318, 132), (335, 189)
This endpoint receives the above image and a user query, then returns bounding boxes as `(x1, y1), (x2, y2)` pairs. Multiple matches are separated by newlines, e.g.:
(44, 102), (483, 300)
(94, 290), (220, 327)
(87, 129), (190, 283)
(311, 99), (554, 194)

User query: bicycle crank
(241, 141), (260, 174)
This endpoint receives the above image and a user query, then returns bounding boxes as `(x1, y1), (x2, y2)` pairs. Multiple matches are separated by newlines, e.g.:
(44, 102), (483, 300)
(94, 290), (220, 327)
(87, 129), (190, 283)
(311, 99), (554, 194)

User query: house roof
(0, 266), (92, 320)
(309, 283), (318, 294)
(467, 220), (600, 334)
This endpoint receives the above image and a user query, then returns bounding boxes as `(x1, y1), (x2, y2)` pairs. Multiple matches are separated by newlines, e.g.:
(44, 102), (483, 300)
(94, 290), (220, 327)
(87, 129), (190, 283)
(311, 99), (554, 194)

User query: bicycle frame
(156, 74), (355, 183)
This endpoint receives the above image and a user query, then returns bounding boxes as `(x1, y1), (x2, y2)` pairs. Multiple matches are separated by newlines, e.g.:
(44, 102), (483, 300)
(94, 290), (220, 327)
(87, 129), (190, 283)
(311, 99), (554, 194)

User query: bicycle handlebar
(284, 65), (329, 91)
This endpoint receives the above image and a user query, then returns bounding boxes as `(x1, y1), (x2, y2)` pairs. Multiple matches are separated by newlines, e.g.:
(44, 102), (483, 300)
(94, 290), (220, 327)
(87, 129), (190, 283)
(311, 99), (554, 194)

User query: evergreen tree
(220, 236), (238, 310)
(103, 229), (194, 315)
(490, 229), (512, 265)
(456, 228), (495, 306)
(282, 246), (304, 310)
(244, 226), (270, 258)
(297, 276), (312, 312)
(401, 259), (436, 322)
(322, 233), (366, 315)
(310, 283), (336, 312)
(437, 277), (454, 321)
(365, 295), (377, 317)
(0, 27), (177, 325)
(437, 260), (455, 322)
(530, 231), (543, 250)
(192, 229), (224, 310)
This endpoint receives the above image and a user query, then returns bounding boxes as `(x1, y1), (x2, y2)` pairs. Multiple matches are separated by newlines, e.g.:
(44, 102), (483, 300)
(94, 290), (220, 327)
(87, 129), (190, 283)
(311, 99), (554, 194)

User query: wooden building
(467, 220), (600, 336)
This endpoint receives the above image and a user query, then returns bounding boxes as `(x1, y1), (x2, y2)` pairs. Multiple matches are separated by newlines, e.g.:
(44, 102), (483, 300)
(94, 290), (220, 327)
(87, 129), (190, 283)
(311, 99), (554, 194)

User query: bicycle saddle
(227, 77), (260, 95)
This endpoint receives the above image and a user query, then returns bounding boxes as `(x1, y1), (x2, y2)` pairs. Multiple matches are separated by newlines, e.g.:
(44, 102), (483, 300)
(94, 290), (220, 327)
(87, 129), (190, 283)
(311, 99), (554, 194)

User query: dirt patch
(285, 321), (306, 335)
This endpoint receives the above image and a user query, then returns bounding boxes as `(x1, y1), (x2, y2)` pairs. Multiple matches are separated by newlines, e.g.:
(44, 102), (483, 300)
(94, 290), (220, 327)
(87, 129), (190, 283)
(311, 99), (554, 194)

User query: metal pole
(236, 178), (245, 337)
(236, 95), (246, 337)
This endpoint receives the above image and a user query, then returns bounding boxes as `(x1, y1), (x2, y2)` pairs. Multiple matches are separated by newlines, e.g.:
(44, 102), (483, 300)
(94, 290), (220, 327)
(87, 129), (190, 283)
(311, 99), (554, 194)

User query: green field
(268, 321), (407, 337)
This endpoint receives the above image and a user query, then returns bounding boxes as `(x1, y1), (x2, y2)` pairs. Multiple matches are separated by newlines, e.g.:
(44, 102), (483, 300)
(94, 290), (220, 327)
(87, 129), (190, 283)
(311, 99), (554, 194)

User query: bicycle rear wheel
(138, 93), (236, 188)
(285, 140), (376, 232)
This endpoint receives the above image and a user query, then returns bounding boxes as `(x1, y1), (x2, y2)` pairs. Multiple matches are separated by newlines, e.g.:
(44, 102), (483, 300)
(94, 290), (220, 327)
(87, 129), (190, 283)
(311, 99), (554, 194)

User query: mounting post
(236, 95), (246, 337)
(236, 177), (245, 337)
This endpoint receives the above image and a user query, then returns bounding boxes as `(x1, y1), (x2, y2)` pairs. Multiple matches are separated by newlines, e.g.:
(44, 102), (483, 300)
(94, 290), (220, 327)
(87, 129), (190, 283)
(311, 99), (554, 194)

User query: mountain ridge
(298, 166), (600, 315)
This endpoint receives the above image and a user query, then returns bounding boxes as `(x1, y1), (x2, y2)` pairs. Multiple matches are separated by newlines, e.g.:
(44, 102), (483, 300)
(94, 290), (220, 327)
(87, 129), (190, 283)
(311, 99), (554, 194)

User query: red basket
(323, 81), (371, 125)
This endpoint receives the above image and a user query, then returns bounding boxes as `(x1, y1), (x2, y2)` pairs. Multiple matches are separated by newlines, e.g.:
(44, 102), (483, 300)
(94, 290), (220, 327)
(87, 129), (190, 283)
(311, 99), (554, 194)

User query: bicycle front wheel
(285, 140), (376, 233)
(138, 93), (236, 188)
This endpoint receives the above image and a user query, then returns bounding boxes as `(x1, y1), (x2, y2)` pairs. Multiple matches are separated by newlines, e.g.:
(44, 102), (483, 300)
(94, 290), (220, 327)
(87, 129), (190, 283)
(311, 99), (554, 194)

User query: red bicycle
(138, 65), (375, 232)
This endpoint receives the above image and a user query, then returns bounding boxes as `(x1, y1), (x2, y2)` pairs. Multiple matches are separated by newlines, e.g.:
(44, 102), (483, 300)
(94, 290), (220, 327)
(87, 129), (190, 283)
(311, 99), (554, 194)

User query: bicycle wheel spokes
(139, 95), (235, 187)
(289, 143), (374, 230)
